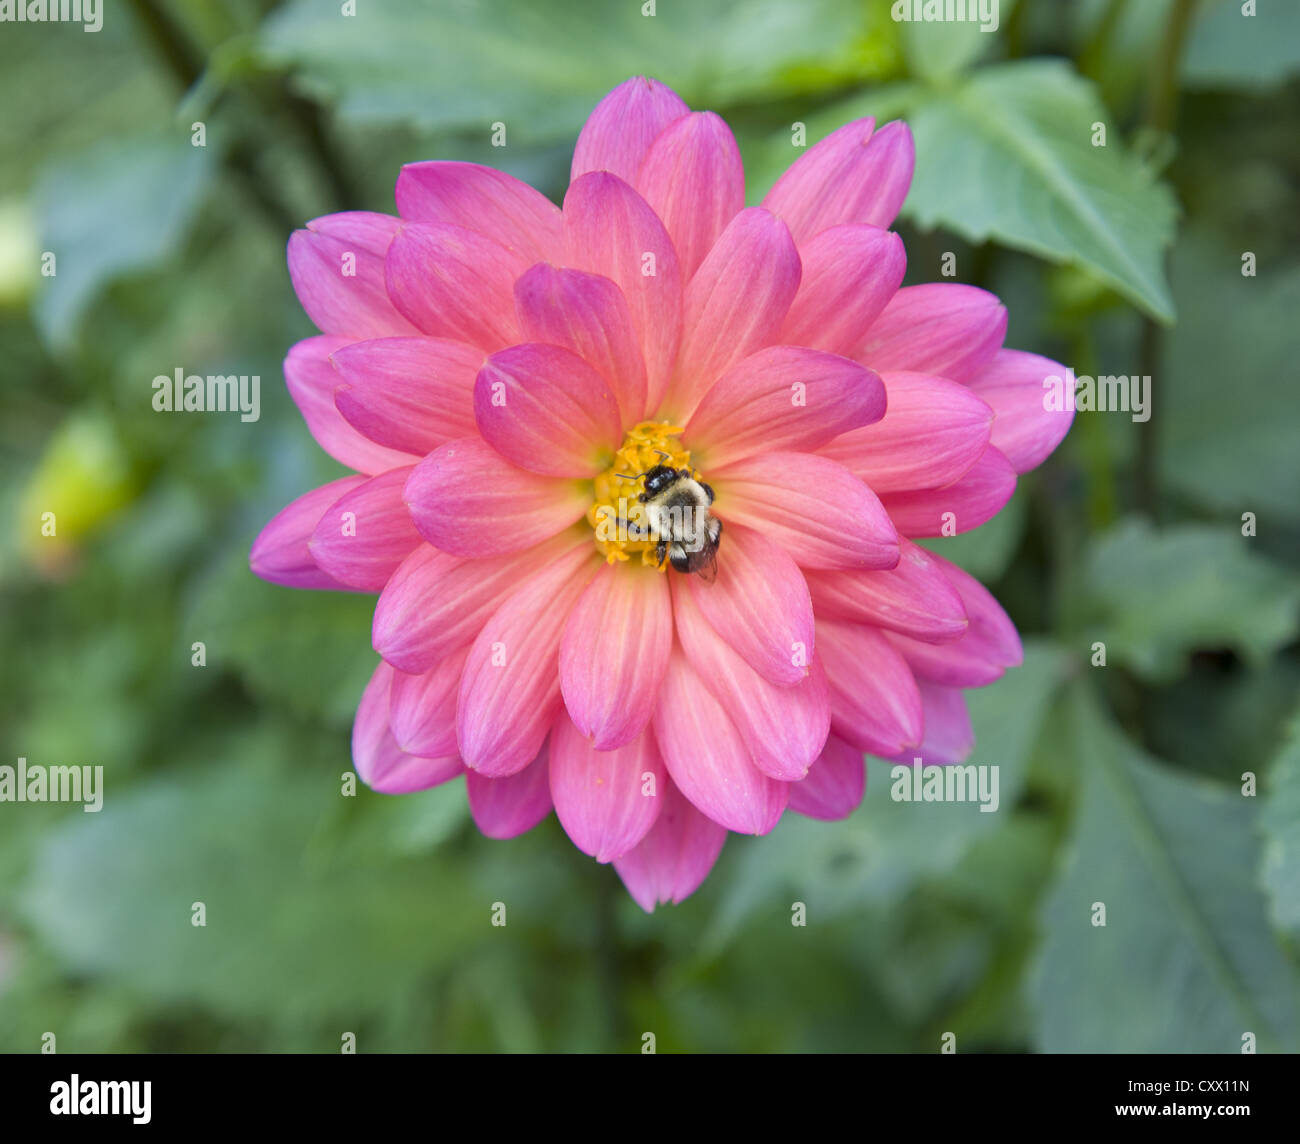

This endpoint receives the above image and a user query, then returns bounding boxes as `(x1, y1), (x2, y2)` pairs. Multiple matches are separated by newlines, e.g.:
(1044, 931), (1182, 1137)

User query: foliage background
(1, 0), (1298, 1053)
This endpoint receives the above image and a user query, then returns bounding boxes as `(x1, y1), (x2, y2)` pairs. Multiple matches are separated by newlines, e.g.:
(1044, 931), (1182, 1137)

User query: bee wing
(693, 546), (719, 585)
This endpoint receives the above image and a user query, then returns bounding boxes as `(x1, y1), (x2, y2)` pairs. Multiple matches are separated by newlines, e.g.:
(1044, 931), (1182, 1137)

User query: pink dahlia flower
(250, 77), (1073, 910)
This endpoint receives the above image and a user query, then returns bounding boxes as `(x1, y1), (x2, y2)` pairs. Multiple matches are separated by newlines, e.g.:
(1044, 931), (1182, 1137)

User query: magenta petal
(613, 777), (727, 913)
(880, 446), (1018, 537)
(571, 76), (691, 185)
(388, 646), (469, 758)
(550, 715), (664, 862)
(393, 160), (563, 264)
(404, 438), (589, 558)
(331, 336), (483, 457)
(635, 111), (745, 280)
(466, 744), (553, 839)
(788, 734), (866, 821)
(287, 211), (420, 338)
(250, 476), (366, 591)
(762, 118), (914, 243)
(352, 660), (463, 794)
(284, 336), (417, 476)
(891, 683), (974, 766)
(779, 224), (906, 357)
(859, 283), (1007, 384)
(474, 343), (622, 477)
(654, 650), (788, 835)
(308, 466), (421, 591)
(816, 619), (924, 756)
(966, 349), (1076, 473)
(384, 222), (526, 349)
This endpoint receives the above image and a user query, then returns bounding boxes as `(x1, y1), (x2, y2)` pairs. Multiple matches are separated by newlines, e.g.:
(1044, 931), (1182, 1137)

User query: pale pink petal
(818, 371), (993, 494)
(880, 446), (1017, 537)
(788, 734), (866, 821)
(458, 544), (600, 776)
(711, 451), (898, 571)
(890, 683), (974, 766)
(665, 208), (801, 420)
(673, 578), (830, 781)
(613, 777), (727, 913)
(549, 715), (664, 862)
(287, 212), (420, 338)
(308, 466), (422, 591)
(571, 76), (690, 185)
(688, 523), (814, 686)
(388, 646), (470, 758)
(352, 660), (463, 794)
(284, 336), (417, 475)
(654, 650), (788, 834)
(762, 119), (914, 243)
(393, 161), (563, 264)
(966, 349), (1076, 473)
(816, 619), (923, 755)
(560, 563), (672, 750)
(384, 222), (526, 349)
(465, 744), (553, 839)
(331, 336), (483, 458)
(514, 263), (648, 424)
(804, 539), (967, 643)
(250, 476), (366, 591)
(778, 224), (906, 357)
(686, 346), (885, 469)
(474, 343), (622, 477)
(404, 437), (589, 557)
(859, 284), (1006, 384)
(635, 111), (745, 280)
(563, 172), (683, 412)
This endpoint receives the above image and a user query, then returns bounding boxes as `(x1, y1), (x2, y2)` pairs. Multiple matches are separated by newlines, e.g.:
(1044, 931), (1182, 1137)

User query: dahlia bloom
(250, 77), (1073, 910)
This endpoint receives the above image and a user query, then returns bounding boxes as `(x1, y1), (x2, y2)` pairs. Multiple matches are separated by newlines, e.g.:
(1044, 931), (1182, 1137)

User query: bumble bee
(636, 464), (723, 583)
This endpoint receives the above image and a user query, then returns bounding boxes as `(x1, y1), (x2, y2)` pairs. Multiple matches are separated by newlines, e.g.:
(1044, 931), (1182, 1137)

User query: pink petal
(788, 734), (866, 821)
(352, 660), (463, 794)
(673, 577), (830, 781)
(779, 224), (906, 357)
(384, 222), (526, 350)
(307, 466), (422, 591)
(560, 563), (673, 751)
(879, 446), (1017, 537)
(804, 539), (968, 643)
(331, 336), (483, 458)
(404, 437), (589, 557)
(613, 777), (727, 912)
(457, 544), (600, 777)
(287, 212), (420, 338)
(393, 161), (563, 264)
(284, 336), (417, 475)
(635, 111), (745, 280)
(816, 619), (923, 755)
(514, 262), (648, 425)
(818, 371), (993, 494)
(549, 715), (664, 862)
(654, 650), (788, 834)
(563, 172), (683, 413)
(571, 76), (690, 186)
(859, 284), (1006, 384)
(686, 345), (885, 469)
(665, 207), (801, 420)
(712, 451), (898, 571)
(250, 476), (366, 591)
(891, 683), (974, 766)
(388, 646), (470, 758)
(762, 119), (914, 243)
(465, 744), (553, 839)
(474, 343), (622, 477)
(688, 523), (815, 686)
(966, 349), (1075, 473)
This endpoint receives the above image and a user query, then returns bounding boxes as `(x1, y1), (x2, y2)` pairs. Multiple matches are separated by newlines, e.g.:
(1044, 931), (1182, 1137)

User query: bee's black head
(639, 465), (678, 501)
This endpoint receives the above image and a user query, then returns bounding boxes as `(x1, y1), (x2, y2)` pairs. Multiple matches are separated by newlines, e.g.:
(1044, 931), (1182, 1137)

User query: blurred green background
(2, 0), (1299, 1053)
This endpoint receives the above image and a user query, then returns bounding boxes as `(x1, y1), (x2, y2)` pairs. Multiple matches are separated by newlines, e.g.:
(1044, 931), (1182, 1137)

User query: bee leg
(655, 540), (668, 569)
(617, 516), (651, 541)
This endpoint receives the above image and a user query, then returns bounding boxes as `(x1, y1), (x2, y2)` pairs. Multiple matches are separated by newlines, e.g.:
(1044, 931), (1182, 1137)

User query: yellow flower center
(587, 420), (701, 569)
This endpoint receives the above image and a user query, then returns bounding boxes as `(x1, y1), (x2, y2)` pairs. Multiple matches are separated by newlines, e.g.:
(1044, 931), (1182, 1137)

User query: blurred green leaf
(1261, 710), (1300, 937)
(1184, 0), (1300, 91)
(900, 0), (1012, 81)
(1033, 682), (1299, 1052)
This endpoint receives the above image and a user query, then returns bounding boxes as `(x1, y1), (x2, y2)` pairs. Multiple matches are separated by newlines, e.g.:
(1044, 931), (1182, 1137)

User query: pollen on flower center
(587, 420), (700, 569)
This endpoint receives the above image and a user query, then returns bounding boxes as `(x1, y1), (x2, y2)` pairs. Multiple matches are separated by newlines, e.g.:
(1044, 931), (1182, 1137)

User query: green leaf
(1261, 710), (1300, 936)
(1184, 0), (1300, 91)
(1084, 518), (1300, 681)
(899, 0), (1012, 81)
(1033, 682), (1299, 1052)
